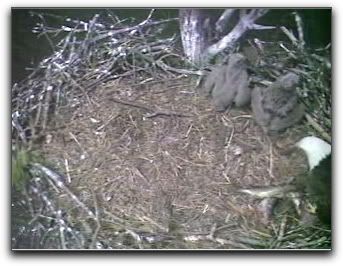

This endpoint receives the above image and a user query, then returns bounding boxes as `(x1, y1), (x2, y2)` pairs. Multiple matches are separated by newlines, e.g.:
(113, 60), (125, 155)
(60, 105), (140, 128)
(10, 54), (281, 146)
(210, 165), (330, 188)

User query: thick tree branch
(204, 9), (274, 63)
(215, 9), (236, 33)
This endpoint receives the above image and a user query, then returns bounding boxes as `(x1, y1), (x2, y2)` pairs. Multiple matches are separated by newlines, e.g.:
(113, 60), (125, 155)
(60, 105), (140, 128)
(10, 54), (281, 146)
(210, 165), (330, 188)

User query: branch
(108, 98), (192, 118)
(305, 113), (331, 143)
(156, 59), (202, 76)
(250, 24), (275, 30)
(293, 11), (305, 49)
(280, 26), (299, 46)
(215, 9), (236, 33)
(204, 9), (274, 62)
(91, 17), (178, 44)
(32, 163), (97, 219)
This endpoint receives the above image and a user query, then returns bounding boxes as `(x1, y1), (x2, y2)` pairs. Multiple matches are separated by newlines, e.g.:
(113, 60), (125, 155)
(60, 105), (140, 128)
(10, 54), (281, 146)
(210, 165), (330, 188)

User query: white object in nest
(296, 136), (331, 171)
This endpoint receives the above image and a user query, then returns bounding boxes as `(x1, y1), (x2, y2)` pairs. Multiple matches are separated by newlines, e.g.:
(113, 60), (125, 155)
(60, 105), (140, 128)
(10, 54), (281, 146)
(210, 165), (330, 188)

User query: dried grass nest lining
(41, 77), (311, 248)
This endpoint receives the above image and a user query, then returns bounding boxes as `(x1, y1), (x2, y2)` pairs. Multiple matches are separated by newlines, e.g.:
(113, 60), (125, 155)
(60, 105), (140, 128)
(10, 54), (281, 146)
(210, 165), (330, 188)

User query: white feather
(296, 136), (331, 170)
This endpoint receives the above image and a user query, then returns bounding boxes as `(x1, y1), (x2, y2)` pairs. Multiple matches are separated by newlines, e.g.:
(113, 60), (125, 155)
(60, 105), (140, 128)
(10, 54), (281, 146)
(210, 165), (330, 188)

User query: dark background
(11, 8), (331, 84)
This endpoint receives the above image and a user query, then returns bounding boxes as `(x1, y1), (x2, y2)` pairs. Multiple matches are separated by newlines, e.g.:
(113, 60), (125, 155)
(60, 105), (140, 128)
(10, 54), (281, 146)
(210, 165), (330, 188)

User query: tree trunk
(179, 9), (273, 66)
(179, 9), (214, 65)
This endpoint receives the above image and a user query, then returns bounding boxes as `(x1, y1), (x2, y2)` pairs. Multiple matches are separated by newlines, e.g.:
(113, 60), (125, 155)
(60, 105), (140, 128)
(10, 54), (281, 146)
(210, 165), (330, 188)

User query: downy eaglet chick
(201, 53), (250, 112)
(251, 72), (305, 134)
(212, 53), (251, 111)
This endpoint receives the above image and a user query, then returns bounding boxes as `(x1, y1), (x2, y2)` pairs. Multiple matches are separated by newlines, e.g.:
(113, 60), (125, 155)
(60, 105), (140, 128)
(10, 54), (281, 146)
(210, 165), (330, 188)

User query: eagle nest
(11, 11), (331, 249)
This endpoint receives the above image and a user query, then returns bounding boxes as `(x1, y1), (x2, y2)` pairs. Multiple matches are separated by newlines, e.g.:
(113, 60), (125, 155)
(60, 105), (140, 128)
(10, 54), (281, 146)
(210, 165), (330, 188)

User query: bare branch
(156, 59), (202, 76)
(280, 26), (299, 46)
(32, 163), (97, 219)
(204, 9), (272, 62)
(108, 97), (192, 118)
(305, 113), (331, 143)
(250, 24), (276, 30)
(215, 9), (236, 33)
(293, 11), (305, 49)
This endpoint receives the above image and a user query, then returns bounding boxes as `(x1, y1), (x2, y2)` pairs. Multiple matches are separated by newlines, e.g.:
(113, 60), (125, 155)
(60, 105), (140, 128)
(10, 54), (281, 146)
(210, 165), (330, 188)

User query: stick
(109, 98), (192, 118)
(32, 163), (96, 219)
(64, 157), (71, 184)
(293, 11), (305, 49)
(305, 113), (331, 143)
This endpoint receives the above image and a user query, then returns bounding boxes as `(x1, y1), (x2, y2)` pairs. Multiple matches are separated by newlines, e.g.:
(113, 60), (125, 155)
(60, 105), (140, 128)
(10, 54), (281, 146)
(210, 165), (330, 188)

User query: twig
(235, 184), (298, 198)
(144, 111), (192, 118)
(279, 43), (297, 59)
(11, 112), (28, 145)
(42, 87), (53, 131)
(109, 97), (192, 118)
(32, 163), (96, 219)
(109, 97), (152, 112)
(90, 189), (101, 249)
(96, 112), (120, 131)
(156, 59), (202, 76)
(280, 26), (299, 46)
(69, 132), (87, 156)
(311, 54), (331, 69)
(224, 124), (235, 162)
(126, 229), (144, 249)
(305, 113), (331, 143)
(277, 215), (287, 241)
(232, 114), (252, 120)
(268, 141), (275, 180)
(293, 11), (305, 49)
(56, 210), (67, 249)
(140, 215), (168, 232)
(64, 157), (71, 184)
(183, 232), (251, 249)
(91, 17), (178, 44)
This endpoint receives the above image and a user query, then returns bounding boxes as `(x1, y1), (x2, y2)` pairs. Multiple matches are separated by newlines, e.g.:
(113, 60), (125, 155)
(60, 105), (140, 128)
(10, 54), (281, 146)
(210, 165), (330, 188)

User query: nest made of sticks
(11, 11), (331, 249)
